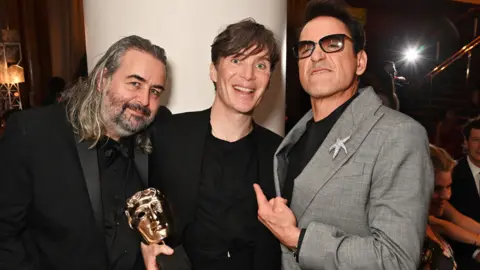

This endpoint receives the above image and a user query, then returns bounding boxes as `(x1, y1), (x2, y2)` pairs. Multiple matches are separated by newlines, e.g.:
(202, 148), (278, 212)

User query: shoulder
(376, 106), (427, 136)
(158, 109), (209, 129)
(151, 108), (209, 140)
(452, 157), (469, 175)
(7, 104), (68, 131)
(254, 124), (283, 148)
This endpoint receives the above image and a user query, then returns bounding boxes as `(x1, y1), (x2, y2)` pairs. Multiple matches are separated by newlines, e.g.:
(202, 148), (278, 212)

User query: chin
(231, 104), (255, 115)
(307, 89), (341, 99)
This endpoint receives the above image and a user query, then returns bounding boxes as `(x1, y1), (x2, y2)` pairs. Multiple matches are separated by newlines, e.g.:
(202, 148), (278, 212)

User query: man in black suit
(450, 116), (480, 269)
(143, 19), (282, 270)
(0, 35), (170, 270)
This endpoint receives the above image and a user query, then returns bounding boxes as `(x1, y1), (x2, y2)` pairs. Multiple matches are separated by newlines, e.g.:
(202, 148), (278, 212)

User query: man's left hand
(253, 183), (300, 248)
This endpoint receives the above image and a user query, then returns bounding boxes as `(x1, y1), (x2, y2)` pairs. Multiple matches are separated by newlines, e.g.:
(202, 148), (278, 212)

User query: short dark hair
(302, 0), (366, 53)
(211, 18), (280, 72)
(463, 116), (480, 140)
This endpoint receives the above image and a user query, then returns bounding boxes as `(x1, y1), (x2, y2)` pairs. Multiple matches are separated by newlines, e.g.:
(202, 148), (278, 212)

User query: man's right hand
(141, 242), (174, 270)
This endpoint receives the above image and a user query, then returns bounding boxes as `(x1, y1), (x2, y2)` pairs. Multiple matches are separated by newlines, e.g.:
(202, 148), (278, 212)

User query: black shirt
(184, 129), (260, 270)
(284, 93), (358, 202)
(97, 137), (145, 270)
(283, 93), (358, 256)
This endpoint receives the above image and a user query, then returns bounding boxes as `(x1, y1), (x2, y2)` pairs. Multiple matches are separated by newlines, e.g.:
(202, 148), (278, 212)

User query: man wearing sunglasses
(254, 1), (433, 269)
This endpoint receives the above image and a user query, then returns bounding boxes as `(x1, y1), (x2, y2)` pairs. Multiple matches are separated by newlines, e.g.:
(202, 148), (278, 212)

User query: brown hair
(430, 144), (456, 172)
(462, 116), (480, 140)
(211, 18), (280, 72)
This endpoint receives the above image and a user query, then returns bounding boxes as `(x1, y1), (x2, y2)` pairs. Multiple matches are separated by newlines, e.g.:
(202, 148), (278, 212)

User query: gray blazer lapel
(134, 149), (148, 188)
(291, 87), (384, 219)
(274, 110), (313, 196)
(75, 139), (103, 234)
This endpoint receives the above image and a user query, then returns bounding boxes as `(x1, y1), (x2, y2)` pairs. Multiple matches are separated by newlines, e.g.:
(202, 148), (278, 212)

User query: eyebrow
(233, 53), (271, 63)
(127, 74), (165, 90)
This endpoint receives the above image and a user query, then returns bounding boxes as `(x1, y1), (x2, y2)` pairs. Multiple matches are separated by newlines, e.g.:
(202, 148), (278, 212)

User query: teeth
(234, 86), (254, 93)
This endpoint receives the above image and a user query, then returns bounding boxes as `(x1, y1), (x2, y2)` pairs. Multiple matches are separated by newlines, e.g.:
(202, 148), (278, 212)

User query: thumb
(141, 243), (174, 270)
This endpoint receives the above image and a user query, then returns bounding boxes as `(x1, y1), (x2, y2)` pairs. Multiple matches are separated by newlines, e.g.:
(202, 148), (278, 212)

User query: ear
(209, 62), (218, 83)
(355, 50), (368, 76)
(96, 68), (109, 92)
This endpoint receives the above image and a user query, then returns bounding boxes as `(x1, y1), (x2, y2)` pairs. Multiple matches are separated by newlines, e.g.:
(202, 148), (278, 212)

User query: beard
(101, 88), (153, 138)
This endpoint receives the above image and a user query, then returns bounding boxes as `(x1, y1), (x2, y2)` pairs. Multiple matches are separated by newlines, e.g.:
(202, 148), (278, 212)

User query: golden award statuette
(125, 188), (172, 244)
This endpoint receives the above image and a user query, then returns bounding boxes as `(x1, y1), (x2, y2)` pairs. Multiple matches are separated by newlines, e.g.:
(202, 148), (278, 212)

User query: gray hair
(63, 35), (167, 153)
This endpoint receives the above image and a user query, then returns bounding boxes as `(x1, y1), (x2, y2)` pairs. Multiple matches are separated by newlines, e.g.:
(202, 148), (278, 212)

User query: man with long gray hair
(0, 35), (170, 270)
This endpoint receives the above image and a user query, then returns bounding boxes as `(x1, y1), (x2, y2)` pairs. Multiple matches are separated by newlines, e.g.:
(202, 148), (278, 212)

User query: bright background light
(404, 48), (420, 62)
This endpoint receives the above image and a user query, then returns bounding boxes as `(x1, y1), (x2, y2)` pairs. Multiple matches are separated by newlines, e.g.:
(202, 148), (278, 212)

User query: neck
(104, 123), (121, 141)
(310, 82), (358, 122)
(105, 132), (120, 142)
(468, 155), (480, 169)
(210, 98), (253, 142)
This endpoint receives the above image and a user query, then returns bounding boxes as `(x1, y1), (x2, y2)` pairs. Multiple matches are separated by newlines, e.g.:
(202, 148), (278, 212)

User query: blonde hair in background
(429, 144), (457, 172)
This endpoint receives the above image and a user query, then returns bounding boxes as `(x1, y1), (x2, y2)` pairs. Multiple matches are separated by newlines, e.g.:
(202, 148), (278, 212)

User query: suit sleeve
(0, 114), (35, 270)
(296, 121), (434, 270)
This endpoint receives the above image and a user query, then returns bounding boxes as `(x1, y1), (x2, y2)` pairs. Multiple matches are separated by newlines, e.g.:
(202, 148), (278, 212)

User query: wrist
(285, 227), (301, 249)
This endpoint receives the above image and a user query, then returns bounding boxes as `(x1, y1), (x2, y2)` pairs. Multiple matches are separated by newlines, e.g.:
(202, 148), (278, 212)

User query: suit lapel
(254, 125), (276, 199)
(75, 138), (104, 235)
(134, 149), (148, 188)
(274, 111), (313, 196)
(182, 109), (211, 220)
(458, 158), (480, 203)
(288, 88), (384, 219)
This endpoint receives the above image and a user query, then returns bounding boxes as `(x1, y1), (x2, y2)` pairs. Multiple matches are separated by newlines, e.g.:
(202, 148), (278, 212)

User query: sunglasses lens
(320, 35), (344, 53)
(294, 41), (315, 59)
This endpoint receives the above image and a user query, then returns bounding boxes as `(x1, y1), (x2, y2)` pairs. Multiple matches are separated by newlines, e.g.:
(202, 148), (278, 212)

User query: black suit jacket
(0, 104), (168, 270)
(449, 157), (480, 269)
(149, 109), (282, 270)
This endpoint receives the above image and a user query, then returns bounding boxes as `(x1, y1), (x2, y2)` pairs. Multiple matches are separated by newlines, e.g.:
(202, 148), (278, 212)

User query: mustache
(122, 102), (151, 117)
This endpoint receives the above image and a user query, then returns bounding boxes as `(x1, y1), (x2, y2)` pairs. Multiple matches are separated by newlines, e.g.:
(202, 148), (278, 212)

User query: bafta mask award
(125, 188), (173, 244)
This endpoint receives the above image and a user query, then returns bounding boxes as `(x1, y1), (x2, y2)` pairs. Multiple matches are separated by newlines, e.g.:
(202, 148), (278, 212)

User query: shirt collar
(467, 156), (480, 177)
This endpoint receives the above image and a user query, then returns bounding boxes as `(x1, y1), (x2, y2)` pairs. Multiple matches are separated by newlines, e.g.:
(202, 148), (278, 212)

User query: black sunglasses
(292, 34), (353, 59)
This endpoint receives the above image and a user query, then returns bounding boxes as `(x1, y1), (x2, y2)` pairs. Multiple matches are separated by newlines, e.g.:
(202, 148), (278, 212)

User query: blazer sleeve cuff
(295, 228), (307, 262)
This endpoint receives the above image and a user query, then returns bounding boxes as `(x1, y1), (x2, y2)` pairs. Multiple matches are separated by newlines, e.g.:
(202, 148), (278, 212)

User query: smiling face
(430, 170), (452, 217)
(298, 16), (367, 99)
(100, 49), (166, 139)
(466, 128), (480, 166)
(210, 45), (272, 115)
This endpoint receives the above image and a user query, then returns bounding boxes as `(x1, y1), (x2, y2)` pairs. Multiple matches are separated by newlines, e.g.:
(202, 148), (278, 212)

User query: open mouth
(233, 85), (255, 94)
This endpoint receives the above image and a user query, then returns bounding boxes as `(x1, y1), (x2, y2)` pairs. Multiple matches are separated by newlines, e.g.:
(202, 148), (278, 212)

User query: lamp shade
(7, 65), (24, 84)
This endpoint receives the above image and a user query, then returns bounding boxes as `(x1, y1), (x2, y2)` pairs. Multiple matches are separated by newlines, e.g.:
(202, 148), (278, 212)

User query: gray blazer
(275, 87), (433, 270)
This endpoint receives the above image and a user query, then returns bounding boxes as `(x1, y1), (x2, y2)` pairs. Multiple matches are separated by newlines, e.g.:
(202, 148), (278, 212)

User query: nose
(310, 45), (326, 62)
(137, 88), (150, 107)
(239, 63), (255, 81)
